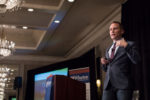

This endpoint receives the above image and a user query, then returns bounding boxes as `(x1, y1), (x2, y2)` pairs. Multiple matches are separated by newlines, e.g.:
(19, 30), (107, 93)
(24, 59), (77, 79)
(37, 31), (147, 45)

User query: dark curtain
(122, 0), (150, 100)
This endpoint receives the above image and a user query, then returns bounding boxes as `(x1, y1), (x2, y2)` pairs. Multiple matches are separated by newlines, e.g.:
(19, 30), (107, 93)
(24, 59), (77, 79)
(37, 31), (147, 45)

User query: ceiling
(0, 0), (124, 64)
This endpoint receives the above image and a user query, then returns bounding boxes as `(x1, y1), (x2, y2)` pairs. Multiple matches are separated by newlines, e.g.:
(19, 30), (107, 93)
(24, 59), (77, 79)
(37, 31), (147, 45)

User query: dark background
(122, 0), (150, 100)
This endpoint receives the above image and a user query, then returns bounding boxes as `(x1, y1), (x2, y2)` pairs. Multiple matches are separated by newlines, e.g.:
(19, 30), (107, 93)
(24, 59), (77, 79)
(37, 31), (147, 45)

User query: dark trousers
(102, 82), (133, 100)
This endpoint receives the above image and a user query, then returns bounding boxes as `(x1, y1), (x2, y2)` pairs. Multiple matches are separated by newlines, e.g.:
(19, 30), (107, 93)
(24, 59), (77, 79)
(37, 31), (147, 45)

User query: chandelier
(0, 65), (11, 100)
(0, 0), (23, 13)
(0, 26), (15, 56)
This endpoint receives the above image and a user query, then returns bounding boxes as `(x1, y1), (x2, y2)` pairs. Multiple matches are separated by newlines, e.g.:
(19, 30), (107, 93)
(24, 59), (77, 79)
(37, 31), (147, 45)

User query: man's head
(109, 21), (124, 41)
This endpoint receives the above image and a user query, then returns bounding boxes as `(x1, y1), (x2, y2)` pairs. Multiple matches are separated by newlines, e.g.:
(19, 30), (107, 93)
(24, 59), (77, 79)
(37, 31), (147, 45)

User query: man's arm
(125, 42), (141, 64)
(101, 57), (109, 72)
(116, 38), (140, 64)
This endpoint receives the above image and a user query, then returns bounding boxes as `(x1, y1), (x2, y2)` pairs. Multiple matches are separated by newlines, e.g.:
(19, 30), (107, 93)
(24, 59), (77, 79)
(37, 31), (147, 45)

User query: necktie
(110, 42), (116, 59)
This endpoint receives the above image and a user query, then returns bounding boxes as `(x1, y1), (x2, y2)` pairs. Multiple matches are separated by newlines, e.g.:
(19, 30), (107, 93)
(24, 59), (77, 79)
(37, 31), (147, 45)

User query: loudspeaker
(14, 76), (22, 89)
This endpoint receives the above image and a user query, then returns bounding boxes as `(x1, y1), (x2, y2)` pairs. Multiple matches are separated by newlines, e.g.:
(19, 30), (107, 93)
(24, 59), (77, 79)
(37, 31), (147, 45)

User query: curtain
(122, 0), (150, 100)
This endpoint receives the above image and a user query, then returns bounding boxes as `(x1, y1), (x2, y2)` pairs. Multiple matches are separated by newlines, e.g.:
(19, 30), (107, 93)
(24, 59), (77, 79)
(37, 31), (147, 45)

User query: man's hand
(116, 38), (128, 48)
(101, 57), (109, 65)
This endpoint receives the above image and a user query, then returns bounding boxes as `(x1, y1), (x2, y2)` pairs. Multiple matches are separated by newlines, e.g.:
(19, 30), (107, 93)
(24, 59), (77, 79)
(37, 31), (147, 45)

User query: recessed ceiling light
(22, 26), (28, 29)
(28, 8), (34, 12)
(54, 20), (60, 23)
(68, 0), (75, 2)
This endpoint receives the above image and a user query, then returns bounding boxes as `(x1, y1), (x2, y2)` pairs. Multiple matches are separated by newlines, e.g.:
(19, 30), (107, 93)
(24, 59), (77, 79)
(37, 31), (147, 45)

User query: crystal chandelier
(0, 26), (15, 56)
(0, 0), (23, 13)
(0, 65), (11, 100)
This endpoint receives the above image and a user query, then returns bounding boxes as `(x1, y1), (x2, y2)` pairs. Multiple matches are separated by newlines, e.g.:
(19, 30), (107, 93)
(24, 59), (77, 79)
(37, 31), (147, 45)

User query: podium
(45, 75), (86, 100)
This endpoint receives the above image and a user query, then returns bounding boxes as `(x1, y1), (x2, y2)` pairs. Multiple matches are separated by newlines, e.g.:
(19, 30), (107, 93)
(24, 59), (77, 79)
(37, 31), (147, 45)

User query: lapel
(106, 47), (110, 59)
(111, 46), (124, 62)
(106, 43), (124, 62)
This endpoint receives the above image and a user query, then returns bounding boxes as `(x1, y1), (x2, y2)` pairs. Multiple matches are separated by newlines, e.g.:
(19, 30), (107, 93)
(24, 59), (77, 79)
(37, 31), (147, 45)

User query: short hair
(111, 21), (124, 30)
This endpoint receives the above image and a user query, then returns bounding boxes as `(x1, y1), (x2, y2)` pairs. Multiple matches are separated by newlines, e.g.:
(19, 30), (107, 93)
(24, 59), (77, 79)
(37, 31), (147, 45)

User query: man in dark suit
(101, 21), (140, 100)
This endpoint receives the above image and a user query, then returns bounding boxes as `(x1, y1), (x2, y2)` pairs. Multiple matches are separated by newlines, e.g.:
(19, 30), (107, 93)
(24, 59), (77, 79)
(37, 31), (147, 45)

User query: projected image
(12, 98), (16, 100)
(34, 68), (68, 100)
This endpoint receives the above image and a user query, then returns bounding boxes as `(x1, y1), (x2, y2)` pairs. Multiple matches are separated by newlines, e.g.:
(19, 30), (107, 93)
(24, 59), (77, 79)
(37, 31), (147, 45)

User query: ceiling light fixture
(22, 26), (28, 29)
(54, 20), (60, 23)
(0, 0), (24, 13)
(0, 25), (15, 57)
(27, 8), (34, 12)
(68, 0), (75, 3)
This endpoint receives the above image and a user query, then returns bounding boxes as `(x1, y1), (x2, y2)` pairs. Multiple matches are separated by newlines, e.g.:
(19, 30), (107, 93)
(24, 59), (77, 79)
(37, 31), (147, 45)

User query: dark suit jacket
(102, 41), (140, 90)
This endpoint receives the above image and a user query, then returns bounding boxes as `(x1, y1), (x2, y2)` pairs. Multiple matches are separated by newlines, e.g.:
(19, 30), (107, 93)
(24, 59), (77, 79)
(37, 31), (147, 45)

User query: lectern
(45, 75), (86, 100)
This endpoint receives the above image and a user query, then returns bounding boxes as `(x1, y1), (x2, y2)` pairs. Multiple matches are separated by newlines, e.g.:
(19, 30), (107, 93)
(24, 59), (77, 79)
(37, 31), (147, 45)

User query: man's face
(109, 23), (124, 41)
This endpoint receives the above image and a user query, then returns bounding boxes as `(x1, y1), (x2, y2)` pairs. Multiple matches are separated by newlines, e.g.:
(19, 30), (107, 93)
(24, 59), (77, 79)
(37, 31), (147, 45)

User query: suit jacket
(102, 41), (140, 90)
